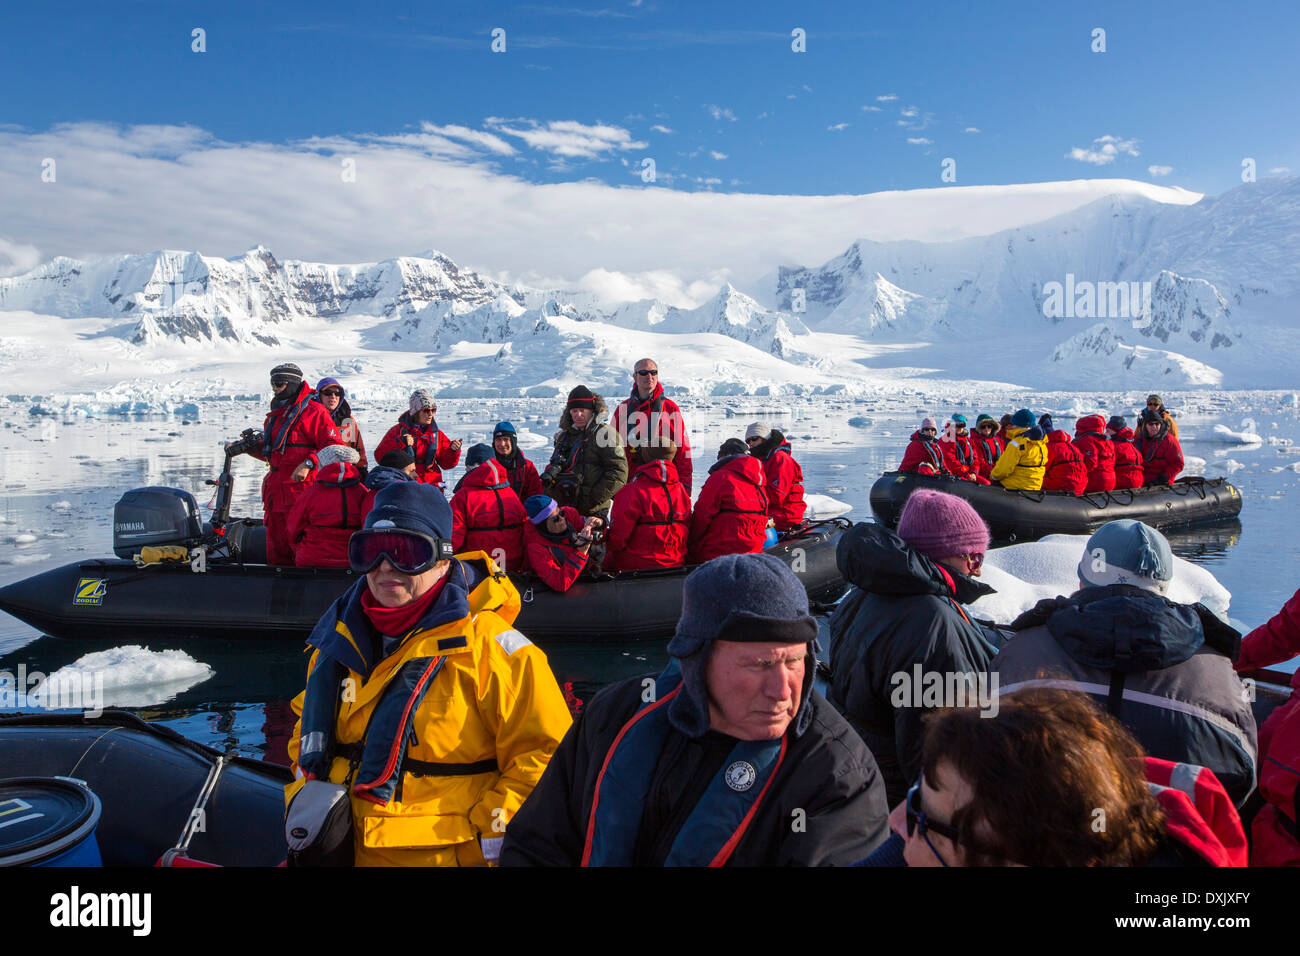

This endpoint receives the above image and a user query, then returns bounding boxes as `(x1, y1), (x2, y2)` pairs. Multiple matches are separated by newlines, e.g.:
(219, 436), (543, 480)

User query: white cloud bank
(0, 122), (1202, 299)
(1067, 134), (1140, 166)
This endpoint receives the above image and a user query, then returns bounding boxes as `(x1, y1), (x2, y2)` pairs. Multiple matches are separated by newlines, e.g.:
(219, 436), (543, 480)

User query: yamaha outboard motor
(112, 487), (204, 559)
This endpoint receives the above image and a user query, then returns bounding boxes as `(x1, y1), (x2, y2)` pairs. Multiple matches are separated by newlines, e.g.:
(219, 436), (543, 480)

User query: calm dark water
(1, 397), (1296, 762)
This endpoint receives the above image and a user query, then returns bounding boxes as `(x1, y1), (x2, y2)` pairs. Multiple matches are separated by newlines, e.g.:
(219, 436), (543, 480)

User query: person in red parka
(1134, 408), (1184, 485)
(450, 445), (528, 574)
(609, 357), (694, 494)
(899, 418), (948, 476)
(940, 416), (981, 482)
(970, 415), (1005, 482)
(687, 438), (769, 564)
(1073, 413), (1117, 493)
(1233, 585), (1300, 865)
(492, 421), (544, 502)
(243, 363), (343, 566)
(523, 495), (602, 593)
(604, 441), (691, 572)
(373, 389), (462, 489)
(1106, 415), (1145, 490)
(746, 424), (807, 531)
(313, 377), (367, 472)
(286, 444), (367, 568)
(1041, 427), (1088, 494)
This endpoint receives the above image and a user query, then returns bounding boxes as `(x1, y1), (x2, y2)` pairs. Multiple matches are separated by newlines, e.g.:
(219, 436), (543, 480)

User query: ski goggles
(271, 374), (300, 388)
(347, 529), (452, 575)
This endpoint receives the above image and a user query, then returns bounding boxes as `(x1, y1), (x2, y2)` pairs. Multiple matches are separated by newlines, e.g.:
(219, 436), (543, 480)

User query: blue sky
(3, 0), (1296, 196)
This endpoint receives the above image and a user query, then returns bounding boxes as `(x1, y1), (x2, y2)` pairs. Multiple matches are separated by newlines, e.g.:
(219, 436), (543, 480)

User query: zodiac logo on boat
(72, 578), (107, 607)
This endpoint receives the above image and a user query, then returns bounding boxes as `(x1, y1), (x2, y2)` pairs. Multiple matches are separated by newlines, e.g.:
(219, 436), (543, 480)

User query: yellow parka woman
(990, 410), (1048, 491)
(285, 482), (571, 866)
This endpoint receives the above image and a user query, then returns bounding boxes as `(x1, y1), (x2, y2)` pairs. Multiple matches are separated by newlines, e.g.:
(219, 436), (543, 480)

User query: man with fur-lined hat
(541, 385), (627, 518)
(500, 552), (890, 866)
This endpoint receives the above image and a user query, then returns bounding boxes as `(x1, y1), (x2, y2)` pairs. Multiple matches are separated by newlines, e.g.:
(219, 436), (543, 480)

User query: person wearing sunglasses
(522, 495), (604, 592)
(858, 688), (1244, 867)
(540, 385), (627, 519)
(374, 389), (462, 490)
(745, 423), (806, 532)
(898, 417), (949, 477)
(500, 553), (890, 867)
(239, 363), (342, 566)
(312, 377), (368, 474)
(1134, 407), (1185, 486)
(610, 358), (694, 494)
(828, 489), (1005, 806)
(969, 414), (1005, 482)
(285, 481), (571, 866)
(1146, 394), (1179, 439)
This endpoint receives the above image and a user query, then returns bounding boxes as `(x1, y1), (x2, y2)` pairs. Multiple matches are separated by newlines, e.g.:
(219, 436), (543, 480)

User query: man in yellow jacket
(990, 409), (1048, 490)
(284, 482), (572, 866)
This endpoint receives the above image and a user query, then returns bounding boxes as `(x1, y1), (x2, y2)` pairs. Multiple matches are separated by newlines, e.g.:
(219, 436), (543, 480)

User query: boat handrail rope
(161, 751), (232, 864)
(1080, 491), (1110, 509)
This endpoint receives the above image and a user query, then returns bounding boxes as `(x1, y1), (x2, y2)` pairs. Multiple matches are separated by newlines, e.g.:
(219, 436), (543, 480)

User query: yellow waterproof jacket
(990, 426), (1047, 490)
(285, 553), (572, 866)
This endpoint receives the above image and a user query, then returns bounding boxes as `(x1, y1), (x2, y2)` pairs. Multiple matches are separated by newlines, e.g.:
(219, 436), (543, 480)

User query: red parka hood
(709, 453), (766, 484)
(1046, 430), (1074, 445)
(632, 458), (681, 487)
(316, 461), (364, 485)
(463, 459), (510, 490)
(1075, 414), (1107, 435)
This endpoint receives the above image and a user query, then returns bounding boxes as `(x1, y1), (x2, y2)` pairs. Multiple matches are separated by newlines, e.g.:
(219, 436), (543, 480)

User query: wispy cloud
(828, 123), (849, 132)
(1066, 134), (1140, 165)
(964, 127), (981, 134)
(907, 137), (932, 146)
(1270, 166), (1291, 174)
(486, 118), (647, 159)
(710, 150), (728, 160)
(900, 107), (918, 118)
(861, 105), (882, 112)
(1148, 164), (1173, 177)
(706, 105), (737, 122)
(651, 124), (674, 134)
(424, 124), (516, 155)
(876, 94), (898, 102)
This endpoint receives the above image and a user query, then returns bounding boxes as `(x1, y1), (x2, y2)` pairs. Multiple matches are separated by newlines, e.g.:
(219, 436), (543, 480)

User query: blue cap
(465, 443), (494, 468)
(493, 421), (516, 437)
(951, 414), (967, 425)
(364, 482), (452, 540)
(1077, 519), (1174, 595)
(1011, 408), (1035, 429)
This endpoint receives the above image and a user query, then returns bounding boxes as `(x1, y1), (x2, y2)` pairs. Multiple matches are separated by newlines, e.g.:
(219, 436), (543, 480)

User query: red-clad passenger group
(240, 359), (807, 590)
(897, 395), (1184, 493)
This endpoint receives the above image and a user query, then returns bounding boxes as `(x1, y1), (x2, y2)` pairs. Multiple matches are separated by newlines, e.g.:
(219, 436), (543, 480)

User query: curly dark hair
(920, 689), (1165, 866)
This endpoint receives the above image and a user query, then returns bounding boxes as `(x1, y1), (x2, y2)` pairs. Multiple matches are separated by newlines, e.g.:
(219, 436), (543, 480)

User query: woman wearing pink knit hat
(827, 489), (1007, 805)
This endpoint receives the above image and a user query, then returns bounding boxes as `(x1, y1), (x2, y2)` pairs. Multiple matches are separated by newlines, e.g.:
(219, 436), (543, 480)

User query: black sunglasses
(635, 369), (658, 377)
(319, 388), (342, 397)
(905, 776), (961, 845)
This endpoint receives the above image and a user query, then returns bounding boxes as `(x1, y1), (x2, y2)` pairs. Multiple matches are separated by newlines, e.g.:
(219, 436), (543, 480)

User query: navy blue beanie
(665, 553), (818, 739)
(524, 495), (558, 524)
(493, 421), (516, 437)
(364, 482), (452, 540)
(1011, 408), (1035, 429)
(1025, 426), (1045, 441)
(465, 443), (494, 468)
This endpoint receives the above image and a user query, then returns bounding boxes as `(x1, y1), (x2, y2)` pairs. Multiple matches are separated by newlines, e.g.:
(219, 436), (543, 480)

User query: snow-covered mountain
(1, 177), (1298, 397)
(0, 246), (514, 347)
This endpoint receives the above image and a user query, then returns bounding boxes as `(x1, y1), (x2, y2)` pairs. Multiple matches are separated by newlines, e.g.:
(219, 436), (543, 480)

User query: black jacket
(827, 522), (1004, 805)
(993, 584), (1257, 806)
(499, 676), (890, 866)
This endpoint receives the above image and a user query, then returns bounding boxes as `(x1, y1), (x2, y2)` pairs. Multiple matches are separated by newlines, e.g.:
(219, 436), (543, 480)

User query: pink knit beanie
(896, 489), (990, 560)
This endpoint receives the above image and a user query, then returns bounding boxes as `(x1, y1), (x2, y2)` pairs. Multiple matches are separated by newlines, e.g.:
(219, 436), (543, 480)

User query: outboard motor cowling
(113, 487), (204, 559)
